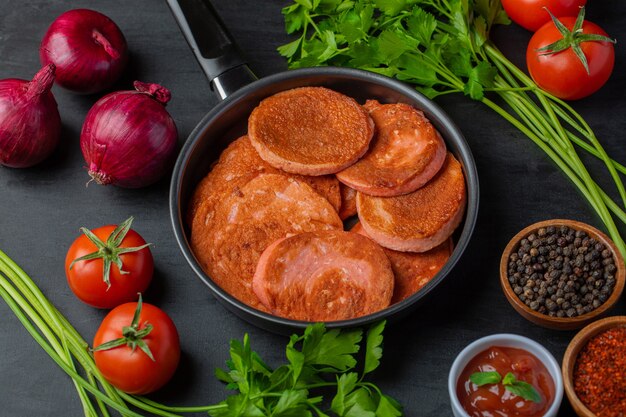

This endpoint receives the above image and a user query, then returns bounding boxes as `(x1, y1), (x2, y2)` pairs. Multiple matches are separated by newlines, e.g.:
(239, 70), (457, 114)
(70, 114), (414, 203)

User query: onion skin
(40, 9), (128, 94)
(0, 64), (61, 168)
(80, 81), (178, 188)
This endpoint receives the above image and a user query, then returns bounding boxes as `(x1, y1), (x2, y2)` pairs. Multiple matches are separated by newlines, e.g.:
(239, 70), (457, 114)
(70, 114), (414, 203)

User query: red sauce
(456, 346), (555, 417)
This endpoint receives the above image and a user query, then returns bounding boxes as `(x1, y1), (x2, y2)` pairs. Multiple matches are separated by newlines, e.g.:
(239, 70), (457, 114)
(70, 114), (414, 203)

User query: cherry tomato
(65, 217), (153, 309)
(501, 0), (587, 31)
(93, 298), (180, 394)
(502, 0), (587, 32)
(526, 15), (615, 100)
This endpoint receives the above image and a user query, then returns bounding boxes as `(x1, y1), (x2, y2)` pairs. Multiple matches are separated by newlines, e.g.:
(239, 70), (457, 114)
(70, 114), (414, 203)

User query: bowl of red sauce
(563, 315), (626, 417)
(449, 334), (563, 417)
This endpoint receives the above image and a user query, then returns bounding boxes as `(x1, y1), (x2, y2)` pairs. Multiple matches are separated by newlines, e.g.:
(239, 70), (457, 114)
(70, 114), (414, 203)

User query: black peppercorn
(507, 224), (617, 319)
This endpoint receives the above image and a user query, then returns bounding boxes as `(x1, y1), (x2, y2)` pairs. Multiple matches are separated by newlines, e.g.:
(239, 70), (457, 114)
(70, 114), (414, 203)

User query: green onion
(0, 248), (222, 417)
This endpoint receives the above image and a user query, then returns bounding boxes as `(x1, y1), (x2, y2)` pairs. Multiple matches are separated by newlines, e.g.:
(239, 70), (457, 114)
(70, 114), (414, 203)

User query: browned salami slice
(191, 174), (343, 310)
(338, 182), (357, 220)
(252, 230), (394, 321)
(357, 153), (466, 252)
(351, 222), (452, 303)
(188, 136), (341, 226)
(248, 87), (374, 175)
(336, 100), (446, 197)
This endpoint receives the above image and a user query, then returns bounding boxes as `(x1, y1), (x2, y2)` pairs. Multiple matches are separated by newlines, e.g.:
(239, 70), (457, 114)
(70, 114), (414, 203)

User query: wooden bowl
(562, 316), (626, 416)
(499, 219), (625, 330)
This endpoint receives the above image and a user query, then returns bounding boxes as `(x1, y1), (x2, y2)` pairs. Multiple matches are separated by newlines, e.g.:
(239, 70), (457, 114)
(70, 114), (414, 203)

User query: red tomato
(93, 300), (180, 394)
(526, 16), (615, 100)
(501, 0), (587, 31)
(65, 218), (153, 309)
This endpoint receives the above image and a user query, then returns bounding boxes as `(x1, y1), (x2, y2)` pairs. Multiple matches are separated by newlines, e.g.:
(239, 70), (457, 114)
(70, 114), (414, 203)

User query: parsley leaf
(376, 394), (403, 417)
(374, 0), (407, 16)
(339, 10), (367, 43)
(364, 320), (385, 375)
(295, 0), (315, 10)
(395, 53), (438, 86)
(345, 387), (376, 413)
(286, 334), (306, 383)
(406, 7), (437, 46)
(274, 389), (311, 416)
(377, 30), (412, 63)
(331, 372), (359, 415)
(282, 4), (307, 34)
(463, 61), (496, 100)
(300, 324), (362, 371)
(277, 37), (302, 59)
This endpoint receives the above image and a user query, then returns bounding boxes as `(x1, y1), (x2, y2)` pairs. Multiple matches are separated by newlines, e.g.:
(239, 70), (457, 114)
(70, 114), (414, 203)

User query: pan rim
(169, 66), (479, 332)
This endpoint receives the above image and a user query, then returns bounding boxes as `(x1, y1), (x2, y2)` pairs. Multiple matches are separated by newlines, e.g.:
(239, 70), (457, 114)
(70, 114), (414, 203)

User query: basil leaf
(469, 371), (501, 386)
(502, 371), (516, 386)
(505, 381), (542, 403)
(501, 372), (542, 403)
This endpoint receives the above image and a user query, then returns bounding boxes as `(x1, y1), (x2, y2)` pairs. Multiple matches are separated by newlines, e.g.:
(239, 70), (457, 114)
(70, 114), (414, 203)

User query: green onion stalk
(278, 0), (626, 257)
(0, 248), (220, 417)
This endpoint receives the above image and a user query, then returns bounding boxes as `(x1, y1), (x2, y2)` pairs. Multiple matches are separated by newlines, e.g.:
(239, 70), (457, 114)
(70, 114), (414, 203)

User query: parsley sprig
(278, 0), (626, 259)
(208, 321), (402, 417)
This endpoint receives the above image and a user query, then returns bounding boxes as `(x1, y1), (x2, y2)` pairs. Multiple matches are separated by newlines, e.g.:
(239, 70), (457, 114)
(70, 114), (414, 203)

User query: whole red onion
(81, 81), (178, 188)
(40, 9), (128, 94)
(0, 64), (61, 168)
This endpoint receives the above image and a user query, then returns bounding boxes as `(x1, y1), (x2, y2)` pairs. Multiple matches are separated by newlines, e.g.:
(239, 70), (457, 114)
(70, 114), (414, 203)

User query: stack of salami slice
(189, 87), (466, 321)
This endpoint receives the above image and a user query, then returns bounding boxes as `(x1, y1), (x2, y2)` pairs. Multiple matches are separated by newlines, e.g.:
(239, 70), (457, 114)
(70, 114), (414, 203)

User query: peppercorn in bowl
(499, 219), (625, 330)
(562, 316), (626, 417)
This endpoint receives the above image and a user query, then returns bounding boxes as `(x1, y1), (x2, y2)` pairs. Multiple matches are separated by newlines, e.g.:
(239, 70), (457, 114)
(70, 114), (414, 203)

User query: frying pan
(167, 0), (479, 333)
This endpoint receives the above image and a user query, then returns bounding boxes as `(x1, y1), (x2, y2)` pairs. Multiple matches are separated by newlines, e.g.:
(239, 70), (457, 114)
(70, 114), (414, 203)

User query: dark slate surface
(0, 1), (624, 416)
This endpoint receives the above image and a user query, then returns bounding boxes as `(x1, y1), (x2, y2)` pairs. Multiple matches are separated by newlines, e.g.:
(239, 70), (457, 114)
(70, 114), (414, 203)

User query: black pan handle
(166, 0), (257, 100)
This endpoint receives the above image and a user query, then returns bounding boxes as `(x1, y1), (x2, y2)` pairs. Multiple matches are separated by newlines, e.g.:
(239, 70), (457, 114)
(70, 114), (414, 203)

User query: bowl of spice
(449, 333), (563, 417)
(562, 316), (626, 416)
(500, 219), (625, 330)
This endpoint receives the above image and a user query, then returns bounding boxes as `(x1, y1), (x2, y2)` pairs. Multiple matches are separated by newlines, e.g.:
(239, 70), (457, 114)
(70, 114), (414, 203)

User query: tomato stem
(92, 293), (156, 361)
(536, 7), (616, 75)
(69, 217), (151, 289)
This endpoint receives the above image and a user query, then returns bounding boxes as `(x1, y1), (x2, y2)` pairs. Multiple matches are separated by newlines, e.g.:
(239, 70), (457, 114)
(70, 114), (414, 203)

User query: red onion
(40, 9), (128, 94)
(0, 64), (61, 168)
(81, 81), (178, 188)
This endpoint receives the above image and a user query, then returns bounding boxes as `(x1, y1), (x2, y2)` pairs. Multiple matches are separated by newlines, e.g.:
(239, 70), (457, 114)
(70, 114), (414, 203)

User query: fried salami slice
(352, 222), (452, 303)
(188, 136), (341, 226)
(252, 230), (394, 321)
(336, 100), (446, 197)
(191, 174), (343, 310)
(357, 153), (466, 252)
(338, 183), (357, 220)
(248, 87), (374, 175)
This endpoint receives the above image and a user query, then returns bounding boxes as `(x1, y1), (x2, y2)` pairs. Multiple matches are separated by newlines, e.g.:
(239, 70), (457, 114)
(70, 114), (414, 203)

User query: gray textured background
(0, 1), (624, 415)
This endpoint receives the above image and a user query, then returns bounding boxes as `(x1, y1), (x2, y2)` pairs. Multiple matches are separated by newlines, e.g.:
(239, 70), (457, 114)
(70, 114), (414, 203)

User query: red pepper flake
(574, 326), (626, 416)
